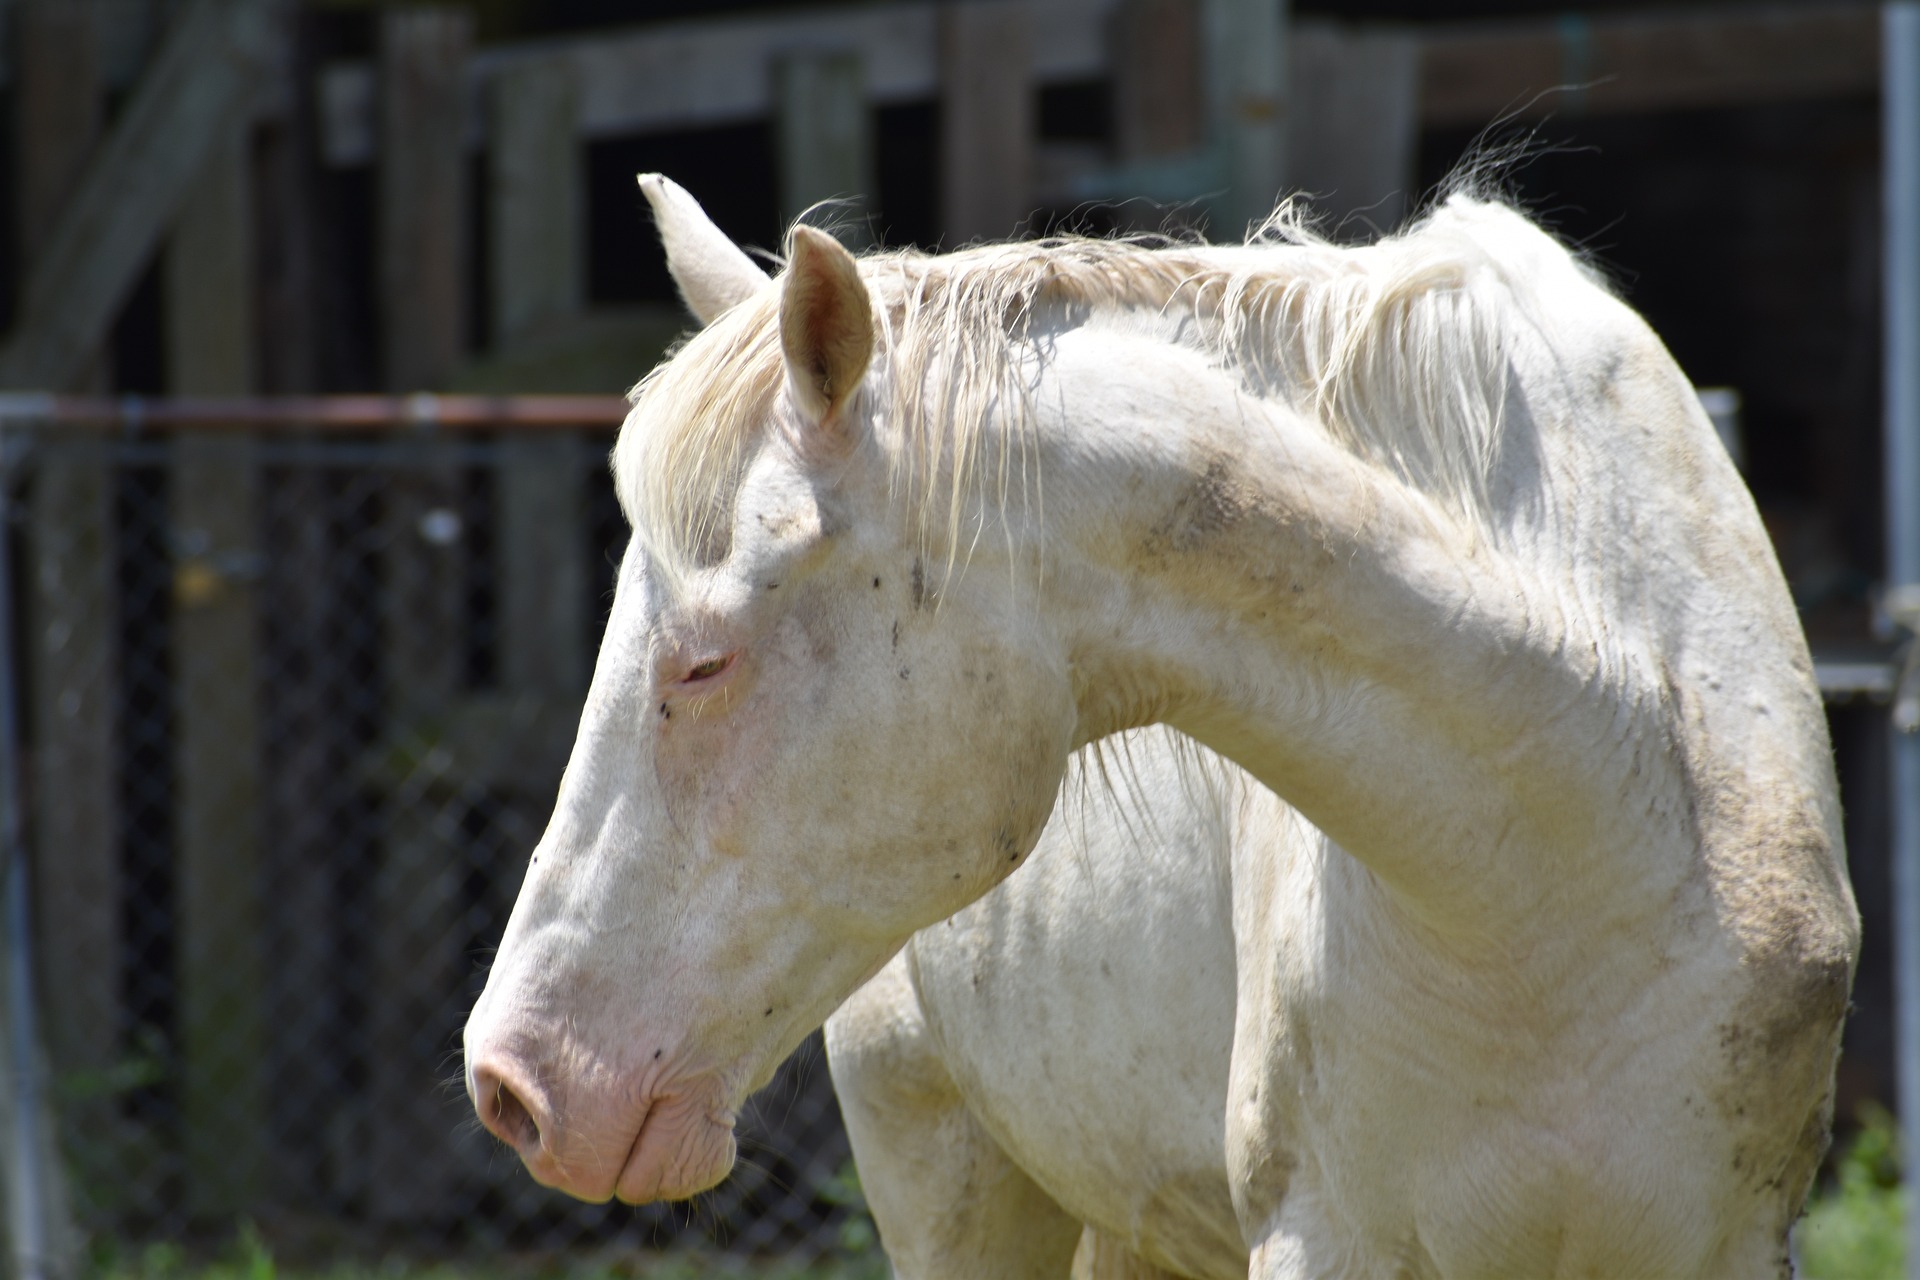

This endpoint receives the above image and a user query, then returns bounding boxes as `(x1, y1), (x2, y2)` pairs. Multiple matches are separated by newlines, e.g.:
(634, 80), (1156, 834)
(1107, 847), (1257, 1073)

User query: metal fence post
(0, 426), (77, 1280)
(1884, 6), (1920, 1278)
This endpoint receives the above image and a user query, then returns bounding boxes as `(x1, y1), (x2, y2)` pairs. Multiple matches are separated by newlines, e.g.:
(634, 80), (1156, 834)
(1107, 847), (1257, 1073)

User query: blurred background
(0, 0), (1908, 1276)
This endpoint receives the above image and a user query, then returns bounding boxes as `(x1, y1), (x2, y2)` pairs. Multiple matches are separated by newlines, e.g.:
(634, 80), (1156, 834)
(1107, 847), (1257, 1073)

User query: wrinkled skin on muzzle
(463, 228), (1076, 1204)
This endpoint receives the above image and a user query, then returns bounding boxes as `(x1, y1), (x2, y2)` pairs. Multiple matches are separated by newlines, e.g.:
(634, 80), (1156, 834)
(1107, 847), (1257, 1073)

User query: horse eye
(687, 656), (731, 681)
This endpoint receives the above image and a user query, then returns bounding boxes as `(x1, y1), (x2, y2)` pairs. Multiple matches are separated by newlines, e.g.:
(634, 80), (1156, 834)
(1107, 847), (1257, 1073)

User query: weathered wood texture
(15, 2), (105, 277)
(318, 2), (1880, 173)
(318, 0), (1118, 166)
(13, 2), (119, 1243)
(369, 6), (479, 1221)
(378, 6), (470, 392)
(489, 60), (581, 348)
(1291, 23), (1419, 233)
(0, 0), (274, 390)
(489, 59), (589, 699)
(775, 50), (875, 243)
(940, 1), (1034, 244)
(252, 6), (323, 398)
(1420, 6), (1878, 127)
(163, 118), (269, 1218)
(1206, 0), (1290, 233)
(1111, 0), (1204, 162)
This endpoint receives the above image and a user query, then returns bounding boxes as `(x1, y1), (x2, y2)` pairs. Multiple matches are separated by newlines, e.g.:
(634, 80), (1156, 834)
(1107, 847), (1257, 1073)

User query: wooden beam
(318, 0), (1120, 167)
(163, 118), (270, 1219)
(1420, 5), (1878, 129)
(319, 1), (1881, 169)
(0, 0), (275, 391)
(13, 1), (119, 1243)
(253, 4), (323, 396)
(369, 6), (479, 1222)
(489, 59), (589, 699)
(1291, 23), (1419, 234)
(1111, 0), (1205, 163)
(0, 0), (171, 93)
(1208, 0), (1290, 234)
(940, 1), (1035, 244)
(15, 2), (104, 270)
(488, 59), (581, 348)
(379, 6), (470, 392)
(774, 49), (875, 241)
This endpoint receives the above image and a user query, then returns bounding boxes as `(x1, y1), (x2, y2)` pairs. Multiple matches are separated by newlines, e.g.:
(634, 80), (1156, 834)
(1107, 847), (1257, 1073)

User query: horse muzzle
(467, 1041), (738, 1204)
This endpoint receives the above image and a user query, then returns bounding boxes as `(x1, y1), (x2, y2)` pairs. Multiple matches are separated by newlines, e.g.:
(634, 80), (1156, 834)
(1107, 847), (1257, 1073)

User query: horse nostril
(473, 1066), (541, 1153)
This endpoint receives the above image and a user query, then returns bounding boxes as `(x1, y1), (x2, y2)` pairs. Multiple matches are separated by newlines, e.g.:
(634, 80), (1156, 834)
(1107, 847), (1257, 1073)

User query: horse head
(462, 179), (1077, 1203)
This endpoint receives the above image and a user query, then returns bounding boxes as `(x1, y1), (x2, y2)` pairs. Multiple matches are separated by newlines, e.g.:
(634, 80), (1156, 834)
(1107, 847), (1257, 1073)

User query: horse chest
(909, 763), (1247, 1279)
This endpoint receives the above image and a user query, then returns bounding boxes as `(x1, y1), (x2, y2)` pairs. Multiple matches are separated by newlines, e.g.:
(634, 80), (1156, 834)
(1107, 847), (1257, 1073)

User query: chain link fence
(0, 401), (874, 1273)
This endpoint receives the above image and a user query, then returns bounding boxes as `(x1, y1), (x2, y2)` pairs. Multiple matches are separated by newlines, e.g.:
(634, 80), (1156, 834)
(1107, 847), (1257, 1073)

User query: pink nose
(468, 1059), (545, 1161)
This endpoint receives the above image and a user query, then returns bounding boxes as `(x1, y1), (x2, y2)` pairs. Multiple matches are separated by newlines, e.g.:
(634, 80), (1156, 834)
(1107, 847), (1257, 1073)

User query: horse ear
(779, 225), (873, 429)
(637, 173), (770, 325)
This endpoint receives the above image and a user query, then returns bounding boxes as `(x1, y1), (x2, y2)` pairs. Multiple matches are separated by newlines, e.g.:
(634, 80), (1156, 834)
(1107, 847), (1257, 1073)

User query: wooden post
(488, 60), (581, 352)
(0, 0), (276, 391)
(252, 5), (322, 400)
(774, 50), (874, 244)
(249, 5), (347, 1208)
(1204, 0), (1290, 235)
(489, 59), (589, 700)
(13, 0), (120, 1237)
(940, 1), (1034, 245)
(163, 118), (268, 1221)
(1290, 24), (1419, 235)
(1111, 0), (1206, 164)
(16, 1), (105, 288)
(368, 4), (476, 1221)
(379, 6), (470, 394)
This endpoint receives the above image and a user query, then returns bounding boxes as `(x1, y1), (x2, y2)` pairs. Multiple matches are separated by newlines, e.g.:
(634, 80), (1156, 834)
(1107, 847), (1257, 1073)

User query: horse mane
(614, 194), (1574, 585)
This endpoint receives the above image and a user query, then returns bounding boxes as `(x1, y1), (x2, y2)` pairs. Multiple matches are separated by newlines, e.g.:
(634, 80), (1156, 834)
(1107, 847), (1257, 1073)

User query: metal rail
(0, 393), (629, 431)
(0, 433), (55, 1280)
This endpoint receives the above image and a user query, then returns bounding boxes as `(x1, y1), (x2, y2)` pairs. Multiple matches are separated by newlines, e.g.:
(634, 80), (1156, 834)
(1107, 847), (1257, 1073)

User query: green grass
(86, 1159), (888, 1280)
(85, 1117), (1912, 1280)
(1798, 1105), (1908, 1280)
(88, 1228), (887, 1280)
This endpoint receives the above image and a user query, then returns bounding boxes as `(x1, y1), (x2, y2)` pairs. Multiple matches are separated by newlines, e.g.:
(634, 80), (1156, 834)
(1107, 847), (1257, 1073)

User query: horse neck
(1027, 318), (1660, 935)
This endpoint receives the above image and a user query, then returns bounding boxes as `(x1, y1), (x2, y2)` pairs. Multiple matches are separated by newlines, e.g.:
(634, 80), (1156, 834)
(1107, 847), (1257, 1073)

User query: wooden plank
(0, 395), (628, 430)
(0, 0), (276, 391)
(252, 4), (322, 398)
(12, 0), (121, 1241)
(1420, 5), (1878, 129)
(317, 0), (1121, 167)
(1207, 0), (1290, 234)
(1111, 0), (1204, 163)
(489, 59), (589, 699)
(318, 2), (1880, 169)
(368, 6), (478, 1223)
(1290, 23), (1419, 234)
(379, 6), (470, 393)
(940, 1), (1034, 244)
(248, 14), (353, 1202)
(0, 0), (171, 93)
(488, 60), (581, 348)
(774, 50), (875, 242)
(15, 2), (104, 267)
(163, 118), (269, 1220)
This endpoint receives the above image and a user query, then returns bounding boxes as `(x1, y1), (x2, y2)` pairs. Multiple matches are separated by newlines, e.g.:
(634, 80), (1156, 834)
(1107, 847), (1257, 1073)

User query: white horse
(829, 724), (1252, 1280)
(464, 174), (1858, 1278)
